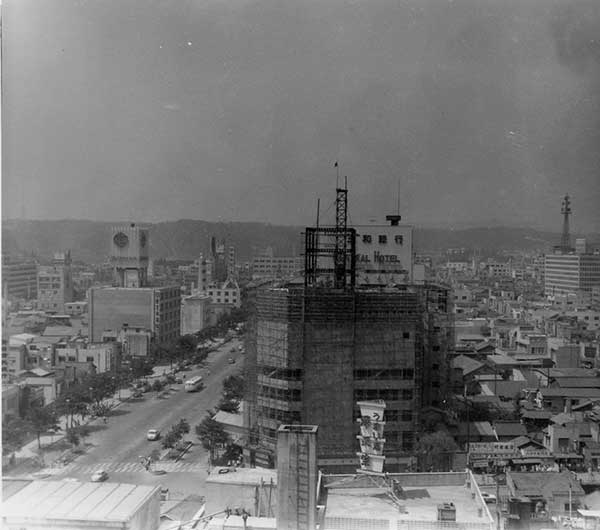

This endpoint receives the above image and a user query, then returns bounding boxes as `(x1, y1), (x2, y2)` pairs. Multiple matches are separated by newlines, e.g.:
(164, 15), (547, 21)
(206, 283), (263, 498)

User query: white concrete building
(2, 479), (161, 530)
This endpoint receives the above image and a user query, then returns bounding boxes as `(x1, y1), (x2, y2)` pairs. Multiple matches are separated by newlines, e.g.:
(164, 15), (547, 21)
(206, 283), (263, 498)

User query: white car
(147, 429), (161, 441)
(481, 492), (497, 503)
(91, 470), (108, 482)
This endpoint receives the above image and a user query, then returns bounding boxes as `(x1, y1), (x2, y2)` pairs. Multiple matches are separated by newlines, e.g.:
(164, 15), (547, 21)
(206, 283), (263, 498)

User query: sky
(2, 0), (600, 231)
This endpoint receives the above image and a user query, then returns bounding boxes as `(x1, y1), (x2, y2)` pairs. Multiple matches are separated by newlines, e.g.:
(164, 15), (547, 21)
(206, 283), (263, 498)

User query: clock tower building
(109, 224), (149, 288)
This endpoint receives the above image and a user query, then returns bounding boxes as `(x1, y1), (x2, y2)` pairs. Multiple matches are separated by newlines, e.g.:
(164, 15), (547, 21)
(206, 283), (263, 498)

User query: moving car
(91, 470), (108, 482)
(147, 429), (161, 441)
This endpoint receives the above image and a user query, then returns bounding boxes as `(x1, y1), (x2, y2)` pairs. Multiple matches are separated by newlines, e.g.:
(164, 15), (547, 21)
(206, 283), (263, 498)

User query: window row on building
(259, 406), (302, 423)
(353, 368), (414, 380)
(354, 388), (413, 401)
(261, 366), (304, 380)
(258, 385), (302, 402)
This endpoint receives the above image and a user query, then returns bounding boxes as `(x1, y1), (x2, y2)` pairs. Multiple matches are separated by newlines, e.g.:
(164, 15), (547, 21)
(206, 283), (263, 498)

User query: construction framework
(245, 284), (454, 470)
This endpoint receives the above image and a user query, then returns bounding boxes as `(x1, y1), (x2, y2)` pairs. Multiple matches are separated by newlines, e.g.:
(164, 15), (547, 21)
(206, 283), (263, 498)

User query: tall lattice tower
(561, 194), (572, 252)
(334, 178), (349, 289)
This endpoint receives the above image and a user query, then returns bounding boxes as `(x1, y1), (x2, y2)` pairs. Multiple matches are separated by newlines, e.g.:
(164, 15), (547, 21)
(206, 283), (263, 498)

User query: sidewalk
(4, 387), (135, 476)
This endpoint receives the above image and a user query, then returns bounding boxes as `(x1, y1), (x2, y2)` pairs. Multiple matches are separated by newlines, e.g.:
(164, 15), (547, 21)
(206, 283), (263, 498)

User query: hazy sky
(3, 0), (600, 230)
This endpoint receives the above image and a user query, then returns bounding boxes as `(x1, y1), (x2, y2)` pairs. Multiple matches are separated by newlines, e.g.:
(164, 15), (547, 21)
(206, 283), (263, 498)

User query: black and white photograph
(2, 1), (600, 529)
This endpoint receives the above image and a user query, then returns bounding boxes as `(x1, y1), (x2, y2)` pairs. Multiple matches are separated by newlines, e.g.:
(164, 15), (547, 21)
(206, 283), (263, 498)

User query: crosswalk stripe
(43, 460), (206, 475)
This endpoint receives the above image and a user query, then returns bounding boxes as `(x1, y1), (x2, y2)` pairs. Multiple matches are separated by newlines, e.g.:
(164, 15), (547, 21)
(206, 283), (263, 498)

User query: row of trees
(2, 404), (62, 456)
(55, 372), (121, 428)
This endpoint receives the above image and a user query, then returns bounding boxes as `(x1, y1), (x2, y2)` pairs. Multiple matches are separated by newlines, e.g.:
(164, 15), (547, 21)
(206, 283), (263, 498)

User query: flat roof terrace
(323, 472), (494, 530)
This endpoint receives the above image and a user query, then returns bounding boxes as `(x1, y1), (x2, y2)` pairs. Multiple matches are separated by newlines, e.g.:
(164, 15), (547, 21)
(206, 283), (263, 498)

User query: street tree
(416, 430), (458, 471)
(176, 335), (198, 360)
(222, 375), (245, 402)
(217, 398), (240, 413)
(84, 373), (118, 405)
(174, 418), (190, 437)
(27, 406), (61, 449)
(161, 430), (180, 449)
(66, 428), (80, 448)
(2, 417), (29, 456)
(196, 415), (230, 464)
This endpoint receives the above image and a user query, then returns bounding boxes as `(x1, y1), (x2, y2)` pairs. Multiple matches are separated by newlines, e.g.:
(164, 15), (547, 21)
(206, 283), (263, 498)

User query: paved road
(46, 338), (244, 495)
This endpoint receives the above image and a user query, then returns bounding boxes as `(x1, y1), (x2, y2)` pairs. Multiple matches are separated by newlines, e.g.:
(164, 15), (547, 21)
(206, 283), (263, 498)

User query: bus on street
(184, 375), (203, 392)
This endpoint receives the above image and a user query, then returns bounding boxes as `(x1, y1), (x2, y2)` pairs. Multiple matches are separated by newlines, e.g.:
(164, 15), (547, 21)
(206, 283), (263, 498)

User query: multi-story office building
(37, 251), (74, 312)
(2, 256), (38, 300)
(545, 251), (600, 296)
(251, 256), (303, 279)
(181, 293), (212, 335)
(88, 285), (180, 344)
(197, 255), (214, 292)
(88, 225), (180, 345)
(487, 260), (512, 278)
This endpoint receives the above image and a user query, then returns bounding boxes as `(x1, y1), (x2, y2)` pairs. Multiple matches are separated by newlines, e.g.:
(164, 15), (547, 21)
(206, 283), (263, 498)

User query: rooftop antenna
(396, 178), (400, 216)
(561, 194), (572, 252)
(335, 161), (339, 189)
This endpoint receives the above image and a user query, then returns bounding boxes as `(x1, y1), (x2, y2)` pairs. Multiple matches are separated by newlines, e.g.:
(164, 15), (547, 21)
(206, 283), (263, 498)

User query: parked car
(175, 377), (183, 384)
(147, 429), (161, 441)
(132, 390), (143, 398)
(228, 358), (235, 364)
(481, 492), (497, 503)
(91, 470), (108, 482)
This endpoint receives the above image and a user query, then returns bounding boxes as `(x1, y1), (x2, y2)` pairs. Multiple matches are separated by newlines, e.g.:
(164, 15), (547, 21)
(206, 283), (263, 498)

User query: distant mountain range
(2, 219), (598, 263)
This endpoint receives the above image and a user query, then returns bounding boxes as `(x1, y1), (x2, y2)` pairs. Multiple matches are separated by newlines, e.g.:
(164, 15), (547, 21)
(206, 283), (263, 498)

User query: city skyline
(3, 0), (600, 231)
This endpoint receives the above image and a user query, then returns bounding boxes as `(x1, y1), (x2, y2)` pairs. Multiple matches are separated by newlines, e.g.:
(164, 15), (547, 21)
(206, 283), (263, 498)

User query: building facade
(2, 255), (38, 300)
(109, 224), (149, 288)
(88, 286), (180, 344)
(181, 293), (212, 335)
(37, 251), (74, 312)
(245, 283), (453, 470)
(251, 256), (304, 279)
(545, 253), (600, 296)
(55, 342), (120, 373)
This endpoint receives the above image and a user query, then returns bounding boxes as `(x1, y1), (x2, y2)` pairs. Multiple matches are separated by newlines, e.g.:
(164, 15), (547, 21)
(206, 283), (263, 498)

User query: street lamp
(65, 398), (71, 429)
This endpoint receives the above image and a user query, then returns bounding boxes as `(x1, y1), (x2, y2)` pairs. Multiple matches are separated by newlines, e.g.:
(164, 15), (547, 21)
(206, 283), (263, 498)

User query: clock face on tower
(113, 232), (129, 248)
(140, 233), (147, 247)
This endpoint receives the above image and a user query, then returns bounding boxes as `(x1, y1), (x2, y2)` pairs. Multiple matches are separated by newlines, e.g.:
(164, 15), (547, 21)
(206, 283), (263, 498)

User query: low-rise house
(536, 387), (600, 413)
(520, 408), (554, 431)
(493, 421), (527, 441)
(505, 471), (584, 526)
(543, 413), (593, 454)
(454, 421), (497, 448)
(55, 342), (119, 373)
(480, 380), (529, 402)
(213, 402), (246, 444)
(17, 367), (63, 405)
(583, 441), (600, 470)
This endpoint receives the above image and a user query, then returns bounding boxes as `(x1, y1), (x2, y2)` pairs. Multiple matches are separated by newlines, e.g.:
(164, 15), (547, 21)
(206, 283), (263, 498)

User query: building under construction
(244, 185), (454, 471)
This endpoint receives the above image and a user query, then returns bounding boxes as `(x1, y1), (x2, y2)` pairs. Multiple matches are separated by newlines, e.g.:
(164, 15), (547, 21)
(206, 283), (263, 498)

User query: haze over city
(3, 0), (600, 231)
